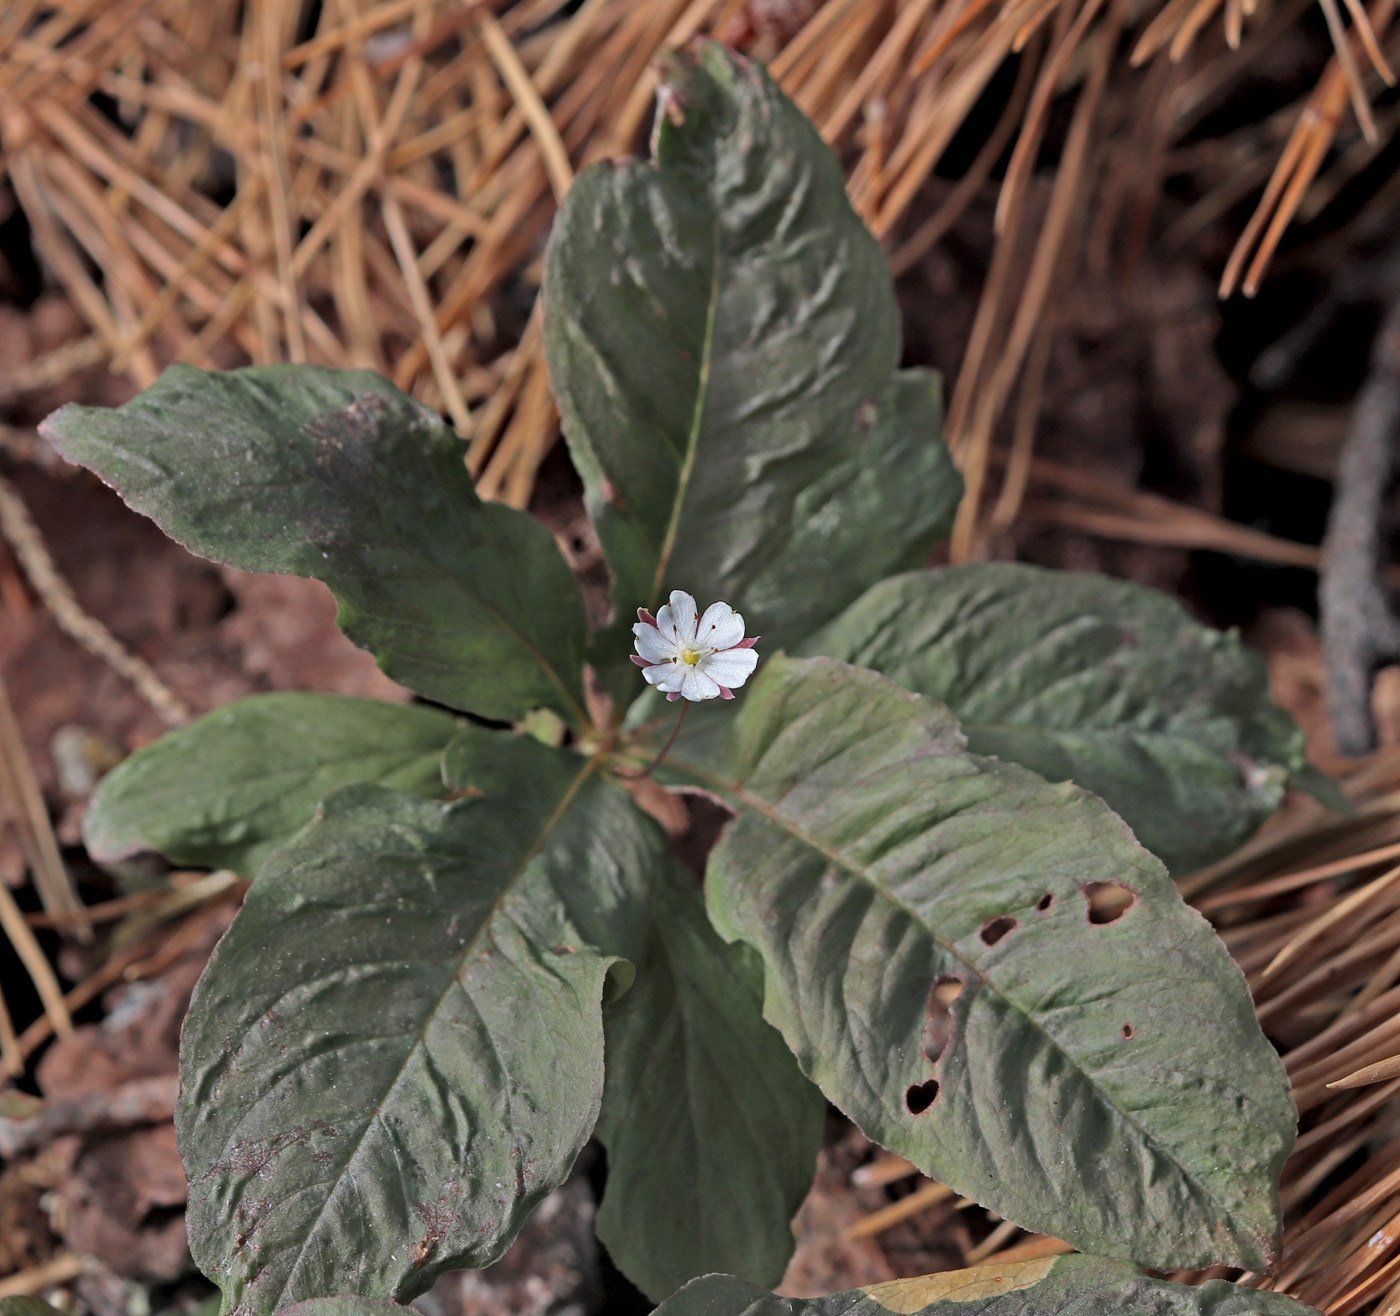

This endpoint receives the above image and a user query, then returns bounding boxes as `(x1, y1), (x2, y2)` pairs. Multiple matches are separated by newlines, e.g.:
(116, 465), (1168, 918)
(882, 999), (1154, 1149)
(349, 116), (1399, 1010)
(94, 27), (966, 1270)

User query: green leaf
(0, 1299), (67, 1316)
(84, 694), (459, 876)
(276, 1302), (407, 1316)
(697, 656), (1294, 1271)
(1292, 762), (1352, 814)
(42, 365), (588, 727)
(544, 40), (959, 696)
(651, 1256), (1319, 1316)
(800, 564), (1313, 873)
(594, 858), (824, 1301)
(458, 725), (824, 1300)
(178, 734), (663, 1314)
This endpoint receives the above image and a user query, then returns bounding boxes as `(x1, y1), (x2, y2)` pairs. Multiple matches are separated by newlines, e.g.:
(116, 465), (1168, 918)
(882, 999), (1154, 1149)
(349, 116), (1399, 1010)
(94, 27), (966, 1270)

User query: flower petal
(643, 661), (679, 689)
(633, 622), (676, 664)
(696, 601), (744, 650)
(678, 666), (721, 701)
(700, 647), (759, 689)
(656, 590), (699, 644)
(654, 664), (688, 694)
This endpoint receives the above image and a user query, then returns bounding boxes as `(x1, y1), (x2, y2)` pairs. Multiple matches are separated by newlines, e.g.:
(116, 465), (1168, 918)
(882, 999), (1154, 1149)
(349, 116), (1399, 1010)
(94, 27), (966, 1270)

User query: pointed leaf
(801, 565), (1313, 872)
(651, 1256), (1318, 1316)
(544, 40), (959, 695)
(594, 859), (824, 1301)
(179, 735), (662, 1313)
(85, 694), (459, 876)
(42, 365), (588, 726)
(696, 656), (1294, 1271)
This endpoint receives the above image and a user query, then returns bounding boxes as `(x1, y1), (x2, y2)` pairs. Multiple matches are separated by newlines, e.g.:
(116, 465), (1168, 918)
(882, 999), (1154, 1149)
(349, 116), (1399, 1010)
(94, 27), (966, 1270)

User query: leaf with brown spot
(43, 366), (589, 728)
(179, 730), (662, 1315)
(698, 657), (1295, 1271)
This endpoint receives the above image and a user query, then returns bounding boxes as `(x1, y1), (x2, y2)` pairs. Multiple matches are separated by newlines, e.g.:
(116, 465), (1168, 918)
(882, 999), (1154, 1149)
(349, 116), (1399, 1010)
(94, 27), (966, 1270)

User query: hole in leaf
(905, 1079), (940, 1115)
(980, 915), (1017, 946)
(1121, 1023), (1136, 1040)
(1036, 892), (1054, 912)
(922, 976), (964, 1063)
(1084, 881), (1136, 924)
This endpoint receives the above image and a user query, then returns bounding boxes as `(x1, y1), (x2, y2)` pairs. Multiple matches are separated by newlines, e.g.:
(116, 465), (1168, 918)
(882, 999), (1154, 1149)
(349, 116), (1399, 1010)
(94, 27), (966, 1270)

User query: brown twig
(0, 472), (190, 727)
(1320, 294), (1400, 755)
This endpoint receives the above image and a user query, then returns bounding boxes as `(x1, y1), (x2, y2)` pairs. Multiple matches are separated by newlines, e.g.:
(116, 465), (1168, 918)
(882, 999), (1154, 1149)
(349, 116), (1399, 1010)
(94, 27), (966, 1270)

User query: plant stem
(617, 702), (689, 780)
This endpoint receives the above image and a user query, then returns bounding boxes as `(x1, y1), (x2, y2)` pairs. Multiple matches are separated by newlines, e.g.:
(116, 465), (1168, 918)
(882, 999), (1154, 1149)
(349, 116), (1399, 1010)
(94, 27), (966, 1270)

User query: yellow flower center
(680, 646), (703, 666)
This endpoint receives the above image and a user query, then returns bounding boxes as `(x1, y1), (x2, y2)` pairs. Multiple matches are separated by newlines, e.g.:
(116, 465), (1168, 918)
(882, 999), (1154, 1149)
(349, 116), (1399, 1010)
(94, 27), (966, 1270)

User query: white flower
(631, 590), (759, 702)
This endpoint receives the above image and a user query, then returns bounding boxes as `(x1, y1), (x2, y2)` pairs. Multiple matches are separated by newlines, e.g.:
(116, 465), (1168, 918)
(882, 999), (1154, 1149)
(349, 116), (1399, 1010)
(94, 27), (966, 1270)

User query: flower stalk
(615, 702), (690, 780)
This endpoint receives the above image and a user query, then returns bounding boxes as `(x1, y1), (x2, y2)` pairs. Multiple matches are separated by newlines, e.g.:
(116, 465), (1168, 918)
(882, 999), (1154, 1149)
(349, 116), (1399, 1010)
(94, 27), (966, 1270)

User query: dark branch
(1321, 298), (1400, 754)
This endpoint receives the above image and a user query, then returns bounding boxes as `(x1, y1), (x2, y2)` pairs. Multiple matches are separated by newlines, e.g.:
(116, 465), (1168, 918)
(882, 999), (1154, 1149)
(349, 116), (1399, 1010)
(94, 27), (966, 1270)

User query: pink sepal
(735, 636), (759, 649)
(629, 654), (653, 668)
(719, 686), (735, 700)
(637, 608), (658, 627)
(666, 691), (681, 702)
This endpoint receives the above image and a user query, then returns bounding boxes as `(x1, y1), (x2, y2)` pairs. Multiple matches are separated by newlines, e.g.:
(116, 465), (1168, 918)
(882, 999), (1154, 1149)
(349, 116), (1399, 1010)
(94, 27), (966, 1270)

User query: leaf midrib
(647, 215), (723, 610)
(110, 743), (448, 811)
(685, 756), (1250, 1247)
(264, 759), (600, 1312)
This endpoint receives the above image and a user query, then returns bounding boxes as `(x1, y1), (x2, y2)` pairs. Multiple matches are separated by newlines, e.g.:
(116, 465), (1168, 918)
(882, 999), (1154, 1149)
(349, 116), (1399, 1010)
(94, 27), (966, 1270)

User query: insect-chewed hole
(905, 1079), (940, 1115)
(1036, 892), (1054, 912)
(923, 975), (965, 1064)
(1121, 1023), (1136, 1040)
(980, 915), (1018, 946)
(1084, 881), (1136, 924)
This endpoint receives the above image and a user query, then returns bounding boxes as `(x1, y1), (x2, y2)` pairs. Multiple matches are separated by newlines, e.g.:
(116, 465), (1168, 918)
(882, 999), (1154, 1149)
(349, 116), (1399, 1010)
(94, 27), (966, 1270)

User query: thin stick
(966, 1218), (1021, 1263)
(851, 1153), (919, 1188)
(950, 0), (1118, 560)
(980, 1234), (1074, 1264)
(15, 887), (240, 1063)
(1292, 1076), (1400, 1153)
(258, 0), (307, 360)
(1330, 1052), (1400, 1089)
(0, 667), (85, 938)
(1199, 837), (1400, 911)
(617, 702), (690, 780)
(0, 983), (22, 1078)
(1017, 499), (1321, 569)
(0, 473), (191, 726)
(889, 37), (1038, 277)
(0, 876), (72, 1043)
(383, 192), (473, 433)
(1317, 0), (1379, 141)
(0, 1254), (86, 1299)
(843, 1180), (955, 1240)
(25, 886), (172, 930)
(476, 11), (572, 203)
(1342, 0), (1397, 80)
(986, 310), (1055, 538)
(1262, 863), (1400, 978)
